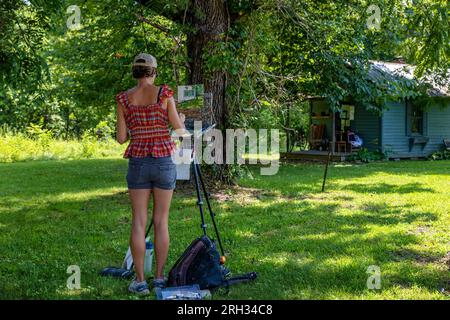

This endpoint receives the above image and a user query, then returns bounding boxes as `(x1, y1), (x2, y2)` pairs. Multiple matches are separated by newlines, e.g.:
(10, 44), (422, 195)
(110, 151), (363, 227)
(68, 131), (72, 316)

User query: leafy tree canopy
(0, 0), (448, 136)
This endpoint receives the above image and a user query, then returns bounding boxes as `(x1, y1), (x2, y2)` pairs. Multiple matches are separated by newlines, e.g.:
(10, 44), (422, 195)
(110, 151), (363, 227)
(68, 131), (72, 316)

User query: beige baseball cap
(132, 53), (157, 68)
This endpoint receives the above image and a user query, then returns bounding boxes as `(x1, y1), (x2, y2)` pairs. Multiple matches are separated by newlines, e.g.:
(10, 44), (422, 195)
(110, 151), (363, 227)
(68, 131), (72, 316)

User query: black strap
(156, 85), (163, 104)
(224, 272), (258, 287)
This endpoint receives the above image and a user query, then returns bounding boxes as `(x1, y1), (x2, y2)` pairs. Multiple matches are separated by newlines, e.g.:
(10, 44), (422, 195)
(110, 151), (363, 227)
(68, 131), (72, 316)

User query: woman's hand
(168, 102), (191, 138)
(179, 112), (186, 124)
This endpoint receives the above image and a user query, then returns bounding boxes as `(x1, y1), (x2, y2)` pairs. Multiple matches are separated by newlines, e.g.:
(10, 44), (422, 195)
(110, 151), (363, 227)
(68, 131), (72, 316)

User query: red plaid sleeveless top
(115, 84), (176, 158)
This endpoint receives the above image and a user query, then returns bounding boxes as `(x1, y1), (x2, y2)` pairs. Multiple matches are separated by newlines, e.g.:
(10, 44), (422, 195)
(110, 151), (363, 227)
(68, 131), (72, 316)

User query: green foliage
(27, 122), (54, 149)
(0, 126), (125, 163)
(347, 148), (388, 163)
(1, 0), (448, 148)
(94, 121), (113, 141)
(0, 0), (58, 88)
(1, 0), (182, 137)
(429, 149), (450, 161)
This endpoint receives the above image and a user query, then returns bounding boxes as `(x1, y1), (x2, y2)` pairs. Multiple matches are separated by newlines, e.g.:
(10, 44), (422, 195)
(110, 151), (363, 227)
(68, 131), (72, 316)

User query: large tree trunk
(186, 0), (229, 129)
(185, 0), (235, 183)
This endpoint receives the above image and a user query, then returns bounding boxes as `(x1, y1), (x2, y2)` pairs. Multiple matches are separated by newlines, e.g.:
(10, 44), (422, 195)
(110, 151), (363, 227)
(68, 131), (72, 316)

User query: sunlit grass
(0, 133), (126, 163)
(0, 159), (449, 299)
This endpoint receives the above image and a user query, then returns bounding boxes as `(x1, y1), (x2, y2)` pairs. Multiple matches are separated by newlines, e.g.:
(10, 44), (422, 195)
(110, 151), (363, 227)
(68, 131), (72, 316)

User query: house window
(410, 105), (423, 134)
(407, 100), (425, 136)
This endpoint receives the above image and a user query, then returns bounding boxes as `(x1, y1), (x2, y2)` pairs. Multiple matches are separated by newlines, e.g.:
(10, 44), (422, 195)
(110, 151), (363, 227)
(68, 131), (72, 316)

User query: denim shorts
(126, 156), (176, 190)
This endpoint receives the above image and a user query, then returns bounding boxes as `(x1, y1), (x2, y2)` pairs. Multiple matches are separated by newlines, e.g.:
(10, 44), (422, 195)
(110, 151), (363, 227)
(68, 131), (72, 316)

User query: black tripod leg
(195, 162), (225, 257)
(322, 142), (332, 192)
(192, 159), (208, 236)
(145, 219), (153, 238)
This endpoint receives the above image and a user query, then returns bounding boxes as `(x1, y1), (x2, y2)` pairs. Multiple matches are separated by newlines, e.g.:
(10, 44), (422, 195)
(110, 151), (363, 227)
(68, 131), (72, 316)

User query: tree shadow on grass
(243, 161), (448, 198)
(340, 182), (435, 194)
(326, 161), (450, 178)
(0, 185), (443, 299)
(213, 198), (442, 299)
(0, 158), (447, 299)
(0, 187), (211, 298)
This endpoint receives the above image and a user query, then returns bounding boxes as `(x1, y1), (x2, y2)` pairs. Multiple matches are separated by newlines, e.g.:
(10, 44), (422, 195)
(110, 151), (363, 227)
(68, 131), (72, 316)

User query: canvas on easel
(176, 84), (214, 129)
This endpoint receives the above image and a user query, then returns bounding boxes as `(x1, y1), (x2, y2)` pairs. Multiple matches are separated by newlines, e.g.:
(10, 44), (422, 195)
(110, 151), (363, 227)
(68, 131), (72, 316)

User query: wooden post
(332, 109), (336, 155)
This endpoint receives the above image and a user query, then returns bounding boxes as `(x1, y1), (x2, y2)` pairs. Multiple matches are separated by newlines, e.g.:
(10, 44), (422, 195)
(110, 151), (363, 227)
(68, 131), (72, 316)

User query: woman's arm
(167, 97), (187, 132)
(116, 101), (128, 144)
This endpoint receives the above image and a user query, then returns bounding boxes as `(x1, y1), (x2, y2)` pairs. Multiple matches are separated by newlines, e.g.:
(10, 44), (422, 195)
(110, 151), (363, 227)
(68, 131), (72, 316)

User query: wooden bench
(408, 136), (429, 152)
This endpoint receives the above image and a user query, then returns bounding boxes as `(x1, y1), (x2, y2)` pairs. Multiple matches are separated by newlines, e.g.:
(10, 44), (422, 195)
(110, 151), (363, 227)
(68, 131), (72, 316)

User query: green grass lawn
(0, 159), (449, 300)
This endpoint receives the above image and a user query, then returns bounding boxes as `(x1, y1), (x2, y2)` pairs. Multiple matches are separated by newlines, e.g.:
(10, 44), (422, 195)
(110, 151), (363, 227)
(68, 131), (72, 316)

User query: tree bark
(186, 0), (229, 129)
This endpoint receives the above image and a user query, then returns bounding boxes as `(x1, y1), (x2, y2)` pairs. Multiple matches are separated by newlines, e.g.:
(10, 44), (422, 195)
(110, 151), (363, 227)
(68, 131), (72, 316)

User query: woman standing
(116, 53), (185, 295)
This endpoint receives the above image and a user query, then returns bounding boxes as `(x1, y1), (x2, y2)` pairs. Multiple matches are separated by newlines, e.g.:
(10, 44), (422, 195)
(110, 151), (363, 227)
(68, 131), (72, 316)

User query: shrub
(428, 149), (450, 161)
(95, 121), (113, 141)
(0, 126), (125, 163)
(26, 123), (54, 150)
(80, 131), (98, 158)
(347, 148), (388, 163)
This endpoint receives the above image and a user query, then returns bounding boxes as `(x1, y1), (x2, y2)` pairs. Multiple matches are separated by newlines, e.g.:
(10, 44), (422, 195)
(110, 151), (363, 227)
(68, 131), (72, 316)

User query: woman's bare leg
(152, 187), (173, 280)
(129, 189), (151, 282)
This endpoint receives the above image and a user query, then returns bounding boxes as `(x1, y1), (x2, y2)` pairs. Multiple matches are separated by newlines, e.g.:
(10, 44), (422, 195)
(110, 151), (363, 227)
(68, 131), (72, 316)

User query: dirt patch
(341, 202), (358, 209)
(407, 225), (434, 236)
(439, 252), (450, 269)
(175, 180), (284, 204)
(360, 203), (386, 212)
(214, 187), (313, 204)
(210, 191), (234, 202)
(173, 171), (314, 204)
(391, 249), (450, 269)
(210, 186), (274, 204)
(391, 248), (436, 265)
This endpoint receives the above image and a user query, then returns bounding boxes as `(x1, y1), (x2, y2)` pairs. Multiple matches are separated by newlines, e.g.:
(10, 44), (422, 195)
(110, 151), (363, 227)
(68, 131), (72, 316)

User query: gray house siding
(381, 101), (450, 158)
(381, 101), (411, 157)
(351, 106), (381, 151)
(424, 105), (450, 154)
